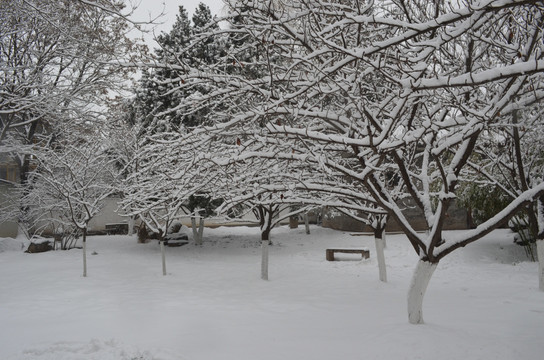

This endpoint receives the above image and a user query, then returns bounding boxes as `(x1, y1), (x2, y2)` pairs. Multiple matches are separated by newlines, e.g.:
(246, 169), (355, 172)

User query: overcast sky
(131, 0), (226, 47)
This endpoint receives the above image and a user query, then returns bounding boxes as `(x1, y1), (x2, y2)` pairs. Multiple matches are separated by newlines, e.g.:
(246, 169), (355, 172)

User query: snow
(1, 226), (543, 360)
(0, 236), (27, 252)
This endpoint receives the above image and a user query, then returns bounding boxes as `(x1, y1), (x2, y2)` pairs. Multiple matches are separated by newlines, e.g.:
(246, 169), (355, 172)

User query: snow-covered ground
(0, 225), (542, 360)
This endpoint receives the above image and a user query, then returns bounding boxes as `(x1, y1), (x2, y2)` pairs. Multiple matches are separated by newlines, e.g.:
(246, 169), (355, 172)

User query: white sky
(130, 0), (226, 47)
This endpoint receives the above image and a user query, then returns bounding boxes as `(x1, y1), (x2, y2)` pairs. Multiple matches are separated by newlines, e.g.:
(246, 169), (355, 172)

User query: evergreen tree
(127, 4), (228, 222)
(135, 4), (223, 133)
(135, 6), (192, 133)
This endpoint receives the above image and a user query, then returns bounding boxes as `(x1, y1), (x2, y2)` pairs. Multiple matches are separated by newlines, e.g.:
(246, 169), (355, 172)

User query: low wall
(322, 200), (468, 232)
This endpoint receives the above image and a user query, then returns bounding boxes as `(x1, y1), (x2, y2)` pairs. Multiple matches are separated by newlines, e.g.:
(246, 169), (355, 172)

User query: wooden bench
(326, 248), (370, 261)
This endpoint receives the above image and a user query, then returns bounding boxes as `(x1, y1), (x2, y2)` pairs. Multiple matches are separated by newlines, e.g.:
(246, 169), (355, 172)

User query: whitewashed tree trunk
(304, 213), (310, 234)
(82, 239), (87, 278)
(537, 240), (544, 291)
(407, 260), (437, 324)
(191, 217), (198, 242)
(382, 232), (387, 248)
(375, 235), (387, 282)
(197, 217), (204, 245)
(537, 198), (544, 291)
(160, 240), (166, 276)
(128, 217), (135, 236)
(261, 240), (270, 280)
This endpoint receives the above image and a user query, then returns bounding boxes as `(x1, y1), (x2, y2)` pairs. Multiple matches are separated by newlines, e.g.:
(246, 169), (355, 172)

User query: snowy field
(1, 225), (543, 360)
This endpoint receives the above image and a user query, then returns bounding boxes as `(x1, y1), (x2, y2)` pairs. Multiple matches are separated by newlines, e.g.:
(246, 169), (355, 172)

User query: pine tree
(192, 2), (219, 66)
(135, 6), (192, 132)
(135, 4), (224, 133)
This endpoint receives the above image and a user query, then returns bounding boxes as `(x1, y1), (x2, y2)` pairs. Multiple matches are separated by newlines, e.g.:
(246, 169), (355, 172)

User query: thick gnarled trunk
(407, 260), (437, 324)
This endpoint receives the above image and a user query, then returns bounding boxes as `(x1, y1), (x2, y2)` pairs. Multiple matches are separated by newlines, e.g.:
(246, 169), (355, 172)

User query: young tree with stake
(30, 120), (120, 277)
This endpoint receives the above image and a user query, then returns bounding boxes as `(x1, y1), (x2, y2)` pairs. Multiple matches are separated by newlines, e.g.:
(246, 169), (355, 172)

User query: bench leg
(326, 249), (335, 261)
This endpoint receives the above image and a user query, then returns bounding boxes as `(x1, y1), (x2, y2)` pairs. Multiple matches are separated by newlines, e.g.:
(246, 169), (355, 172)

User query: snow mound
(7, 339), (180, 360)
(0, 237), (24, 252)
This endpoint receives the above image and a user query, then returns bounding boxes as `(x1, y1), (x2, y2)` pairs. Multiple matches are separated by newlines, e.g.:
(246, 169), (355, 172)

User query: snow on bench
(326, 248), (370, 261)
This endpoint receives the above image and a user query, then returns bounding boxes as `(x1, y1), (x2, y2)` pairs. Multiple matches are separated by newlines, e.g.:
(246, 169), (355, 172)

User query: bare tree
(28, 119), (120, 277)
(161, 0), (544, 323)
(0, 0), (145, 235)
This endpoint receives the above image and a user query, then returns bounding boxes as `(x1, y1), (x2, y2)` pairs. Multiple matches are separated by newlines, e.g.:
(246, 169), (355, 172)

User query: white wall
(88, 197), (130, 232)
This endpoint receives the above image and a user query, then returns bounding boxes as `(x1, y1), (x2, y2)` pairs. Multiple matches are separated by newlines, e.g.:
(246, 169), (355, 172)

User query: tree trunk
(304, 213), (310, 234)
(289, 215), (298, 229)
(537, 197), (544, 291)
(160, 240), (166, 276)
(374, 227), (387, 282)
(407, 260), (437, 324)
(526, 206), (539, 241)
(82, 228), (87, 277)
(191, 216), (204, 245)
(259, 205), (274, 280)
(467, 207), (476, 229)
(261, 239), (270, 280)
(537, 239), (544, 291)
(261, 227), (271, 280)
(128, 217), (135, 236)
(197, 217), (205, 245)
(191, 217), (198, 242)
(17, 122), (39, 230)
